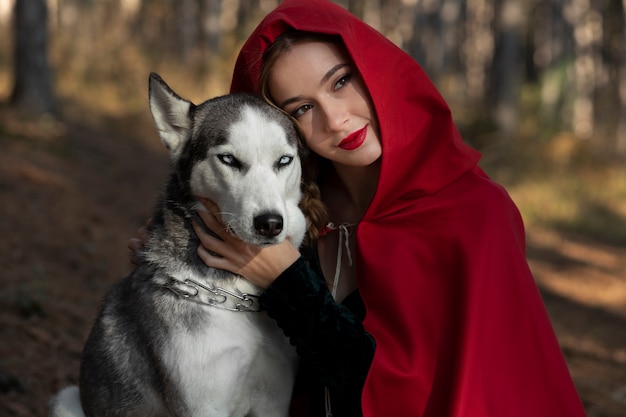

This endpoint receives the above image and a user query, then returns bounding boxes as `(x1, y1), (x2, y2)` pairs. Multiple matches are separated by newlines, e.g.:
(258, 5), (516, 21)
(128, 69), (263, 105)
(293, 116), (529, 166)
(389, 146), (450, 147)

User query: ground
(0, 107), (624, 417)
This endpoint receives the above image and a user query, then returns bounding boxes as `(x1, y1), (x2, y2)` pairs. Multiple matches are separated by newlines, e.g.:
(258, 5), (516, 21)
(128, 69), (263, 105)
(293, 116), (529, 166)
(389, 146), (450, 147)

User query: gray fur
(49, 73), (304, 417)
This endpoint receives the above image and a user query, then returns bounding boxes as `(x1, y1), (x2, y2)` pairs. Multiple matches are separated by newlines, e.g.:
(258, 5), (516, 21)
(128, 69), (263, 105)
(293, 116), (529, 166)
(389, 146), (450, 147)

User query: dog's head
(148, 73), (306, 248)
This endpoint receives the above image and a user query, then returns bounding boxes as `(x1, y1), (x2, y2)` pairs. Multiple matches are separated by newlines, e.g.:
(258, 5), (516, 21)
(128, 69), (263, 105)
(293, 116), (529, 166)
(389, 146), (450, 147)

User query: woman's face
(267, 41), (381, 168)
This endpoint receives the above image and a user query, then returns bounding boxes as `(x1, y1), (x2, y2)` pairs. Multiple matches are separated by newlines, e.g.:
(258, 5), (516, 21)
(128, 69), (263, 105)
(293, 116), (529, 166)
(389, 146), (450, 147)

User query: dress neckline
(318, 222), (357, 300)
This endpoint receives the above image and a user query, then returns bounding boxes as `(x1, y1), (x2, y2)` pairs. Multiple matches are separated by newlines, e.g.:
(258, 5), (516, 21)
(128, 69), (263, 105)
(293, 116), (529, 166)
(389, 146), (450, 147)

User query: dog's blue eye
(217, 154), (241, 169)
(277, 155), (293, 168)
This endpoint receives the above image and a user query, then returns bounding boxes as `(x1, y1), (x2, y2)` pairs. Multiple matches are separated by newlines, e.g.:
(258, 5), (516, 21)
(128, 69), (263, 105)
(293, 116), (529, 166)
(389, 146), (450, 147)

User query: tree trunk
(463, 0), (494, 106)
(616, 0), (626, 153)
(347, 0), (365, 20)
(10, 0), (57, 117)
(489, 0), (523, 140)
(179, 0), (199, 62)
(204, 0), (222, 56)
(571, 0), (600, 140)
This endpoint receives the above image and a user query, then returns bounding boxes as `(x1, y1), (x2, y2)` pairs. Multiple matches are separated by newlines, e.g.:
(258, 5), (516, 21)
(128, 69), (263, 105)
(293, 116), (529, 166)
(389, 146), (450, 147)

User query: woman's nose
(321, 101), (348, 132)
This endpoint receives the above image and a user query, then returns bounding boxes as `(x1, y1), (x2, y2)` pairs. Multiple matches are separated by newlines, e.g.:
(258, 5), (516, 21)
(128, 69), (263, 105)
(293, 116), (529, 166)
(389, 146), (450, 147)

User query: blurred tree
(347, 0), (365, 20)
(180, 0), (199, 62)
(570, 0), (600, 140)
(203, 0), (222, 56)
(527, 0), (572, 126)
(604, 0), (626, 153)
(10, 0), (623, 155)
(489, 0), (523, 140)
(464, 0), (494, 107)
(620, 0), (626, 153)
(408, 0), (443, 75)
(10, 0), (57, 117)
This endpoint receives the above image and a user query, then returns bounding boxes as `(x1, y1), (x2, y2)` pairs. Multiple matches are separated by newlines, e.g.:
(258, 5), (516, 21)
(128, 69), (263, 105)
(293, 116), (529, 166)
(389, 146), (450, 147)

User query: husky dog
(49, 73), (305, 417)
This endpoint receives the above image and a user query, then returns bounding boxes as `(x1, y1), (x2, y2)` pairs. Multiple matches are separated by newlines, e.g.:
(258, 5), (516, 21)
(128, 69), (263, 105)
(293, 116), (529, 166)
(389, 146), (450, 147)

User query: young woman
(132, 1), (587, 416)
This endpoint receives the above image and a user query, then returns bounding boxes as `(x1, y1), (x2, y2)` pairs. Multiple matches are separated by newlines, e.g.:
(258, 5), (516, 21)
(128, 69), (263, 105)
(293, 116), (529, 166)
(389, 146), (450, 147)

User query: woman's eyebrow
(320, 63), (350, 85)
(278, 63), (351, 109)
(279, 95), (306, 109)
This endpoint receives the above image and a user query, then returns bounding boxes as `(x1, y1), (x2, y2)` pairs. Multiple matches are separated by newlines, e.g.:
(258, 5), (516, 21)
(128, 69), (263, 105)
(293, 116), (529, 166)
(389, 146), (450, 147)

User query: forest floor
(0, 105), (625, 417)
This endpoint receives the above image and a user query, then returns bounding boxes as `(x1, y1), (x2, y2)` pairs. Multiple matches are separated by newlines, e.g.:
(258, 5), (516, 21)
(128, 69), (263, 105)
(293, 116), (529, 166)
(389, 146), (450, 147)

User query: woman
(133, 1), (587, 416)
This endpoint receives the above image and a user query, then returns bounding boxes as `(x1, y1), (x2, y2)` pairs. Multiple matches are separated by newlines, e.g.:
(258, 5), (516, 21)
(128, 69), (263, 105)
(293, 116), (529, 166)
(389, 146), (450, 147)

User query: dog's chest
(159, 286), (296, 415)
(166, 309), (269, 375)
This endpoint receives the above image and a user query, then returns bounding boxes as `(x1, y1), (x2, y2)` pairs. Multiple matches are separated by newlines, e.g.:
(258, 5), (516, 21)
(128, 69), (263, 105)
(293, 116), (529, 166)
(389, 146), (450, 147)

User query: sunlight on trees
(0, 0), (625, 154)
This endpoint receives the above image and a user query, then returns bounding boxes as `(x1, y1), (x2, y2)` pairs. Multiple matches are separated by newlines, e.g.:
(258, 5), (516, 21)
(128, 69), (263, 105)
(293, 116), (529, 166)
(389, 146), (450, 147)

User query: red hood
(231, 1), (587, 416)
(231, 0), (481, 219)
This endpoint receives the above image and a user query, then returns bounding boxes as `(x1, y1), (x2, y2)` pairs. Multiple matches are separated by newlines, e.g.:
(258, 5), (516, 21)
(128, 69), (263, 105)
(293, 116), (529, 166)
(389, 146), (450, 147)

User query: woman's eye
(291, 104), (313, 118)
(334, 73), (352, 91)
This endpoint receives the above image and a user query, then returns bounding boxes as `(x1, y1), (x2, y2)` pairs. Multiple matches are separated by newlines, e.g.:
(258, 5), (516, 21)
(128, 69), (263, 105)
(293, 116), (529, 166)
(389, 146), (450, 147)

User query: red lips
(338, 126), (367, 150)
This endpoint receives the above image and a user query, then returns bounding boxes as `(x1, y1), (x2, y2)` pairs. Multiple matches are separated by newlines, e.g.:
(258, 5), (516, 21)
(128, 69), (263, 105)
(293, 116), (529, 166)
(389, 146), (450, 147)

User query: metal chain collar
(163, 278), (262, 312)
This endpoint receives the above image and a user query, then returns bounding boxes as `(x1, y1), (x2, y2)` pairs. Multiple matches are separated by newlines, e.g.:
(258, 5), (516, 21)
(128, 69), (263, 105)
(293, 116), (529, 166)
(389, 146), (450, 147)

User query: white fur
(49, 386), (84, 417)
(49, 86), (305, 417)
(149, 89), (192, 162)
(191, 105), (305, 247)
(157, 104), (303, 415)
(162, 269), (296, 416)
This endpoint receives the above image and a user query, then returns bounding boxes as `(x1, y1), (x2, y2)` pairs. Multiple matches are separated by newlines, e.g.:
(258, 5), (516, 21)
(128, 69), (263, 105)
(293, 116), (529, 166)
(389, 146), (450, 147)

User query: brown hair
(260, 31), (343, 246)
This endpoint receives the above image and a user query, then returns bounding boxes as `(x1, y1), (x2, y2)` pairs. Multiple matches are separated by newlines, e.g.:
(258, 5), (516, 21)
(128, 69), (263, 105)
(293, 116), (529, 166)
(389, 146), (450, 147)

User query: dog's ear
(148, 73), (193, 162)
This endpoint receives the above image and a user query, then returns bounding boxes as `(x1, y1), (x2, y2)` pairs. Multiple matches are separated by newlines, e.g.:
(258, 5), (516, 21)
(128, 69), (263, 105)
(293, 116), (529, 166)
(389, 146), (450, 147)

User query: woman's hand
(128, 219), (152, 265)
(194, 198), (301, 289)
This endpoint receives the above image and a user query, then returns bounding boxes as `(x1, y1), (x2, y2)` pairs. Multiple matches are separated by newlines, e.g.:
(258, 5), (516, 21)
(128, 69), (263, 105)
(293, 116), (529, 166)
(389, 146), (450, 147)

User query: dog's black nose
(254, 213), (284, 237)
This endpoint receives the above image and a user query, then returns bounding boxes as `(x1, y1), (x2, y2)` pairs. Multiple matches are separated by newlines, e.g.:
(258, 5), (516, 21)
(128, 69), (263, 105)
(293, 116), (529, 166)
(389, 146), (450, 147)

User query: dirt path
(0, 111), (169, 417)
(0, 110), (624, 416)
(527, 229), (626, 416)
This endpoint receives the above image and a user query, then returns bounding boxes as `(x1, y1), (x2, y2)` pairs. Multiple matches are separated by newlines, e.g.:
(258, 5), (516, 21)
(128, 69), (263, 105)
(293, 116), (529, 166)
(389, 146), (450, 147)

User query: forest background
(0, 0), (625, 416)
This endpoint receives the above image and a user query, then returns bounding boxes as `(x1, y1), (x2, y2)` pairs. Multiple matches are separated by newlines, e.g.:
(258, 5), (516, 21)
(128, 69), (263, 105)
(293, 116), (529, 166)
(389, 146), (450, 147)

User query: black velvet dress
(259, 248), (376, 417)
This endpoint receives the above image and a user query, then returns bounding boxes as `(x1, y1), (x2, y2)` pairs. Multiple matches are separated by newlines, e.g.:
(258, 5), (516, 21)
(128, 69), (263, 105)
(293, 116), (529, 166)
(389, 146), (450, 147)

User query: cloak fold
(231, 1), (587, 415)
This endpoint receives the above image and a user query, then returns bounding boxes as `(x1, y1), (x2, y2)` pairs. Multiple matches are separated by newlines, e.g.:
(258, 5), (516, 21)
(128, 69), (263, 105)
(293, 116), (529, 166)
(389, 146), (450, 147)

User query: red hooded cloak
(231, 1), (587, 416)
